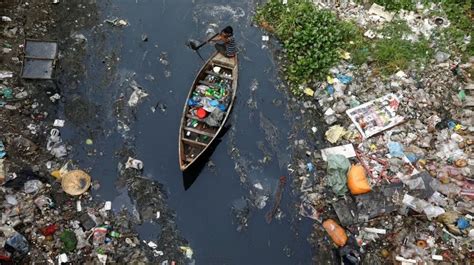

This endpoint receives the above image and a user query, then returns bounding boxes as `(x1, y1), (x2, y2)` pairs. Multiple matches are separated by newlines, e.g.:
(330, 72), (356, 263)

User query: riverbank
(1, 1), (188, 263)
(257, 0), (474, 263)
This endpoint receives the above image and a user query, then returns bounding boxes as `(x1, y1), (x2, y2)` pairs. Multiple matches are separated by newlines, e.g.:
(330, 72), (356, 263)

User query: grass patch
(356, 0), (473, 58)
(255, 0), (355, 96)
(355, 0), (416, 11)
(372, 37), (432, 73)
(437, 0), (473, 57)
(373, 0), (416, 11)
(349, 20), (432, 74)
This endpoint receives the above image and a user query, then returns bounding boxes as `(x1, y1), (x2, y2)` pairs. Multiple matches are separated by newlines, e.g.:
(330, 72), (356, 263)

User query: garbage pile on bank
(0, 167), (149, 263)
(1, 0), (191, 263)
(299, 57), (474, 264)
(290, 2), (474, 264)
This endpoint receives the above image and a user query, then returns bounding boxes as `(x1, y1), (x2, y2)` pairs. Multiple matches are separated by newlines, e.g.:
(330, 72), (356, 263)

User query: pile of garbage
(315, 1), (456, 43)
(1, 158), (195, 264)
(295, 60), (473, 263)
(285, 1), (474, 264)
(1, 0), (191, 263)
(186, 65), (233, 130)
(0, 168), (150, 263)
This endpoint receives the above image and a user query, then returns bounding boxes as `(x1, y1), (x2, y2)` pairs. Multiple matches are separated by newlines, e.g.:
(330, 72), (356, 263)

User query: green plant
(378, 20), (411, 38)
(346, 20), (432, 74)
(355, 0), (416, 11)
(372, 37), (432, 74)
(440, 0), (472, 32)
(374, 0), (416, 11)
(419, 0), (473, 59)
(256, 0), (355, 96)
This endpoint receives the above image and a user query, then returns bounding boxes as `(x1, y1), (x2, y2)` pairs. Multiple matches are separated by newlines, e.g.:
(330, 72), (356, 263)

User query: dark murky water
(63, 0), (313, 263)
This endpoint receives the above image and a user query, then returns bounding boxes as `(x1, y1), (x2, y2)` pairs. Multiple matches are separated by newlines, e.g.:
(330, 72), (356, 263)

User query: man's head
(222, 26), (233, 36)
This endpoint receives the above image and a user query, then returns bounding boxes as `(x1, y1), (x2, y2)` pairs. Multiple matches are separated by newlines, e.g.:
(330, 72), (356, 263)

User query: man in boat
(211, 26), (236, 58)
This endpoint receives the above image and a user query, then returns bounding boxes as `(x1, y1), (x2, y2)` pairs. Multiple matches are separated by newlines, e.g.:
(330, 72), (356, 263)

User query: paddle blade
(187, 39), (201, 50)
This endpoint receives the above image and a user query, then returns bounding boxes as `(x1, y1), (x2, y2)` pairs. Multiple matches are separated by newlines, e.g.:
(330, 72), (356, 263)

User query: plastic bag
(323, 219), (348, 247)
(204, 108), (225, 127)
(347, 164), (371, 195)
(337, 74), (353, 85)
(60, 230), (77, 252)
(125, 157), (143, 170)
(0, 140), (6, 158)
(325, 125), (346, 144)
(24, 180), (43, 194)
(388, 141), (404, 157)
(327, 154), (350, 196)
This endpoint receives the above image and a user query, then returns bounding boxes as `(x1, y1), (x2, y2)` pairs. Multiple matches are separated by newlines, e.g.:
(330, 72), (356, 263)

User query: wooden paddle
(188, 32), (219, 51)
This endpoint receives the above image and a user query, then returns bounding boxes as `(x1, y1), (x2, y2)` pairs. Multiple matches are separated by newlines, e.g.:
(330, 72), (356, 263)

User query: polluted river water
(61, 0), (314, 263)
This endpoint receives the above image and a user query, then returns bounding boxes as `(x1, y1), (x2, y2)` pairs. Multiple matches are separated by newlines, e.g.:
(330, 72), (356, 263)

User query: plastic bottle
(109, 231), (121, 238)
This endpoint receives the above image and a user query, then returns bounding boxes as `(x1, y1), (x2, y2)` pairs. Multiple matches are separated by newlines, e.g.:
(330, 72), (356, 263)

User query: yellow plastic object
(327, 76), (335, 84)
(179, 246), (194, 259)
(51, 170), (61, 180)
(61, 170), (91, 196)
(322, 219), (348, 247)
(325, 125), (346, 144)
(369, 144), (377, 152)
(304, 88), (314, 97)
(347, 164), (371, 195)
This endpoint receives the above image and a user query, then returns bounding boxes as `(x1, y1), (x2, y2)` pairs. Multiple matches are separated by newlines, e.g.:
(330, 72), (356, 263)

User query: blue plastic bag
(337, 74), (353, 85)
(326, 85), (335, 95)
(388, 141), (404, 158)
(0, 140), (5, 158)
(218, 104), (227, 111)
(187, 99), (198, 107)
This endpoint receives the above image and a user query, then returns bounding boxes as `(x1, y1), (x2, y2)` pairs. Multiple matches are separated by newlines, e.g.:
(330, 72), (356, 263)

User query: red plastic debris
(40, 224), (58, 236)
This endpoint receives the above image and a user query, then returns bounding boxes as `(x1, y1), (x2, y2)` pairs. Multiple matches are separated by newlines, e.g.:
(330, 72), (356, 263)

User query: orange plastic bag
(347, 164), (371, 195)
(323, 219), (348, 247)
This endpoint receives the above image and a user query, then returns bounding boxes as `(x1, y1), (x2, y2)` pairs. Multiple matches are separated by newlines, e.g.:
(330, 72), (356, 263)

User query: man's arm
(210, 34), (224, 42)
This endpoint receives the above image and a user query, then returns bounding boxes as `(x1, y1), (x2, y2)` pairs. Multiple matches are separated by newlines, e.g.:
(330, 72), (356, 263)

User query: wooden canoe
(178, 52), (238, 171)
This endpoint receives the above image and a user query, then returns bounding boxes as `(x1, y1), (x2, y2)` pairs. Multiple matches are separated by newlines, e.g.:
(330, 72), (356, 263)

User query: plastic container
(347, 164), (371, 195)
(6, 232), (29, 254)
(196, 108), (207, 119)
(323, 219), (348, 247)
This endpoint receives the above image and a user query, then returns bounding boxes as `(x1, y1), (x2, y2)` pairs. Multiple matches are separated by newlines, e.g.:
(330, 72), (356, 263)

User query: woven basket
(61, 170), (91, 196)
